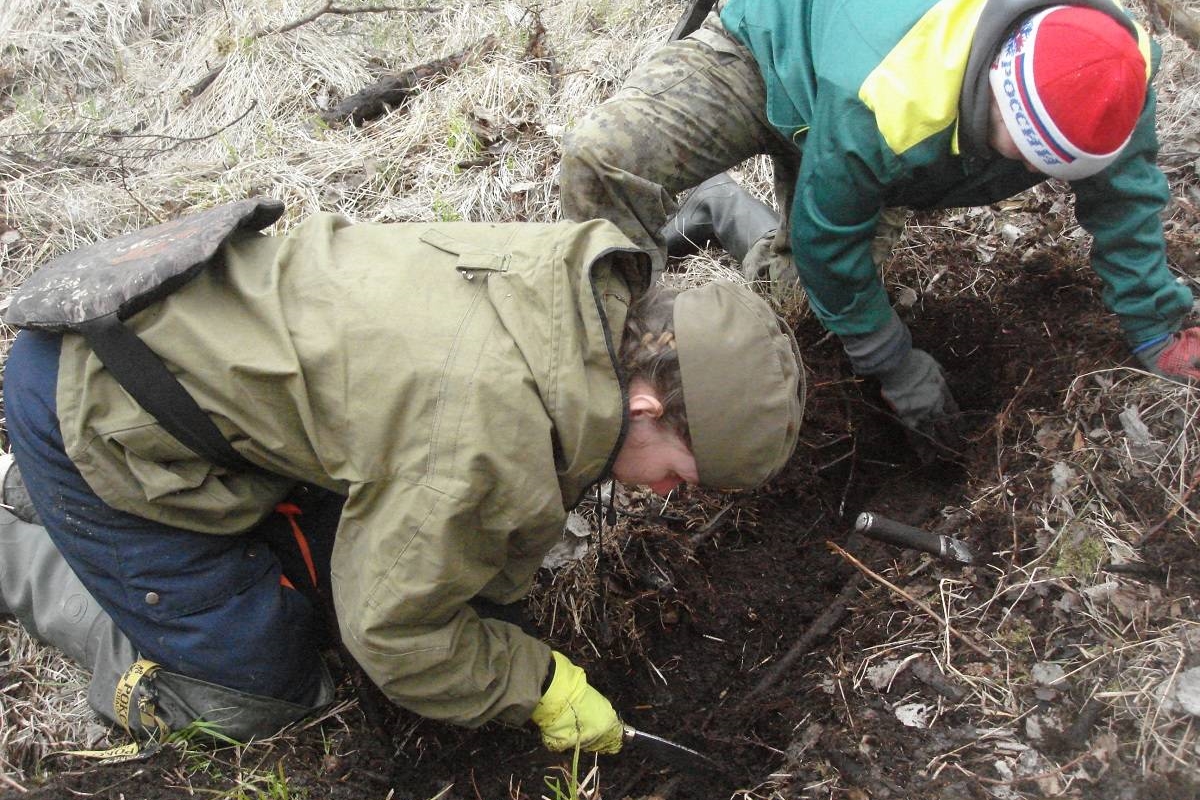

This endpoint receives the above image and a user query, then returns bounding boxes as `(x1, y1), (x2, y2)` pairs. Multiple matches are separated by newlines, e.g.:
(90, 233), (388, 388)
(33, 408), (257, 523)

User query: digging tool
(854, 511), (977, 566)
(623, 725), (723, 773)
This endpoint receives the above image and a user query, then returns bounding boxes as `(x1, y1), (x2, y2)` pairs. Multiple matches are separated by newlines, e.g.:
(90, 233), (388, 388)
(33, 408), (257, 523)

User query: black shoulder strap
(76, 313), (257, 473)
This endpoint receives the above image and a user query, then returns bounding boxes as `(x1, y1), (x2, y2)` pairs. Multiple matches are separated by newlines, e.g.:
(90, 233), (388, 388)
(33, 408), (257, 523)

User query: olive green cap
(674, 281), (805, 489)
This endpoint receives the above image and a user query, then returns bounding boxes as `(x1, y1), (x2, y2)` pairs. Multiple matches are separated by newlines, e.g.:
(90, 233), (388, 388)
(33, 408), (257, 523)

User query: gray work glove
(876, 348), (963, 460)
(841, 310), (963, 462)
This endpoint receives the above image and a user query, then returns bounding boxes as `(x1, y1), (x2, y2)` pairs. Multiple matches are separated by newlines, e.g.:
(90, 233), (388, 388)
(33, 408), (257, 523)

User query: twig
(0, 103), (257, 169)
(827, 541), (991, 659)
(1137, 464), (1200, 546)
(983, 365), (1034, 565)
(521, 7), (561, 95)
(183, 3), (441, 100)
(118, 173), (164, 225)
(689, 502), (734, 546)
(267, 1), (432, 37)
(0, 773), (26, 793)
(1101, 561), (1167, 582)
(990, 365), (1035, 476)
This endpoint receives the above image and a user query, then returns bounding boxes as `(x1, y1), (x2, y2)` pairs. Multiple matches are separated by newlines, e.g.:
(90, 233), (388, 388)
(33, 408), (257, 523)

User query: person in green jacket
(0, 210), (804, 754)
(561, 0), (1200, 453)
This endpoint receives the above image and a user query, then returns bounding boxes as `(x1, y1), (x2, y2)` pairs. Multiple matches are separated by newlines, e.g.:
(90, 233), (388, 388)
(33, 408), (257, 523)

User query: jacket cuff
(1132, 332), (1171, 354)
(540, 652), (556, 696)
(839, 307), (912, 377)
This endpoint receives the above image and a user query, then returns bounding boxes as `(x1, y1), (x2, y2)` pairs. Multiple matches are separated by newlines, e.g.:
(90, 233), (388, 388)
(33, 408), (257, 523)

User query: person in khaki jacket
(0, 209), (804, 754)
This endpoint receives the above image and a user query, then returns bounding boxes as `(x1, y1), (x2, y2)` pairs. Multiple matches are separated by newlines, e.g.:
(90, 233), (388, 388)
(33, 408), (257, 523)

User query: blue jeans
(5, 331), (338, 703)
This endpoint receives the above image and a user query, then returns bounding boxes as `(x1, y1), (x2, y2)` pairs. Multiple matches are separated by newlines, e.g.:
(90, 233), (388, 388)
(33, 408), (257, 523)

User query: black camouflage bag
(3, 198), (284, 471)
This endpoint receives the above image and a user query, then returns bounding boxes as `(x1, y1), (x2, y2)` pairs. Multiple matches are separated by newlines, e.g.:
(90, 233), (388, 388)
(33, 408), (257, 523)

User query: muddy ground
(3, 220), (1199, 800)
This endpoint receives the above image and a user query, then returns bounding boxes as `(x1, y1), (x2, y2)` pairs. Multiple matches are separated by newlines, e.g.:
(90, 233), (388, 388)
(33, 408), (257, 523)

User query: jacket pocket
(104, 423), (214, 501)
(623, 38), (741, 96)
(418, 229), (510, 280)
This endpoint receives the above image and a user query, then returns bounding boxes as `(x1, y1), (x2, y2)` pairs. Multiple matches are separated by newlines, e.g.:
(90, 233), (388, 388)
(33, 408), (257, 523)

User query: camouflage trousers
(560, 9), (906, 292)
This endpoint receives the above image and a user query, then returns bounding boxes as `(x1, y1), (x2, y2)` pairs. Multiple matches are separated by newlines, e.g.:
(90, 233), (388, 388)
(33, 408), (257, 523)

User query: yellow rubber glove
(530, 651), (623, 754)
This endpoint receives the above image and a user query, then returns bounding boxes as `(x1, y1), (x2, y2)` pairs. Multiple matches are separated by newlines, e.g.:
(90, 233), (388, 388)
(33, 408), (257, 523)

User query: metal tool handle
(855, 512), (938, 552)
(855, 511), (977, 565)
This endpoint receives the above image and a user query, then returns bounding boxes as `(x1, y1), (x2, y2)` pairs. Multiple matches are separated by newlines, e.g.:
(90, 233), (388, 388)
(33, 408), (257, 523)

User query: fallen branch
(321, 35), (499, 126)
(828, 541), (991, 659)
(1147, 0), (1200, 49)
(742, 571), (863, 703)
(183, 2), (441, 101)
(735, 519), (860, 704)
(0, 772), (26, 793)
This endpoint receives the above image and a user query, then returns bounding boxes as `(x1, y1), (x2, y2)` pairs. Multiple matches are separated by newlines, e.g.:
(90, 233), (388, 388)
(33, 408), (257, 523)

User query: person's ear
(628, 380), (665, 420)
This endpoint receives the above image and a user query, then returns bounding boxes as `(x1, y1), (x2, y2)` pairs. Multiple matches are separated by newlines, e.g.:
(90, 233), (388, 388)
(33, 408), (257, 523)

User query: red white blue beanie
(988, 6), (1147, 180)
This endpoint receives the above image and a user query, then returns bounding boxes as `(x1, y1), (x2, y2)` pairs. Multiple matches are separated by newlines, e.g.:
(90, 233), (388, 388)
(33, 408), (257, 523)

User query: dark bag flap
(4, 198), (285, 331)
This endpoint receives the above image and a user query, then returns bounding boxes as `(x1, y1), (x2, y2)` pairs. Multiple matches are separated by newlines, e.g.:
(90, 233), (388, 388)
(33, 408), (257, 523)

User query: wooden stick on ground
(321, 35), (499, 126)
(828, 541), (991, 659)
(1147, 0), (1200, 50)
(741, 571), (864, 704)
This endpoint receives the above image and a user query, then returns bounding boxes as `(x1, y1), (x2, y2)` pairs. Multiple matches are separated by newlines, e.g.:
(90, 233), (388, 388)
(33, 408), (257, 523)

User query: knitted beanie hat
(988, 5), (1147, 180)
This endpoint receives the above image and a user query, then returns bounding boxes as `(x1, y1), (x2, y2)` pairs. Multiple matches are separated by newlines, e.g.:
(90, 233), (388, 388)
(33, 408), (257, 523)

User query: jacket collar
(553, 245), (651, 508)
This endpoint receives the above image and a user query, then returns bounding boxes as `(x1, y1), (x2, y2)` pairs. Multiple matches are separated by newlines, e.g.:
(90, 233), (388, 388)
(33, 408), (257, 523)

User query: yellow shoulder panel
(859, 0), (989, 156)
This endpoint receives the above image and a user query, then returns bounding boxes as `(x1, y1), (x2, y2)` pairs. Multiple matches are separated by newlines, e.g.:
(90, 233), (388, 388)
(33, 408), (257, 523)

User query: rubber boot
(660, 172), (779, 263)
(0, 453), (41, 526)
(0, 508), (138, 718)
(0, 506), (334, 742)
(132, 660), (336, 743)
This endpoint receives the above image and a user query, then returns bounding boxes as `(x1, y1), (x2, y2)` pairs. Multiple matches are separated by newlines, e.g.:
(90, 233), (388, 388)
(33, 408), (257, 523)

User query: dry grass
(1, 0), (1199, 797)
(1, 619), (95, 779)
(0, 1), (675, 297)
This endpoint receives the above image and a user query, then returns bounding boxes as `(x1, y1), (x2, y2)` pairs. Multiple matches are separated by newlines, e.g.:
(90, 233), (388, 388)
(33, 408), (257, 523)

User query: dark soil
(5, 230), (1199, 800)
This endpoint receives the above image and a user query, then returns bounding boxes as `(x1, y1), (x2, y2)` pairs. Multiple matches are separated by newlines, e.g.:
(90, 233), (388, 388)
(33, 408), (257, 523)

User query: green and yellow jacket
(720, 0), (1192, 346)
(54, 214), (648, 727)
